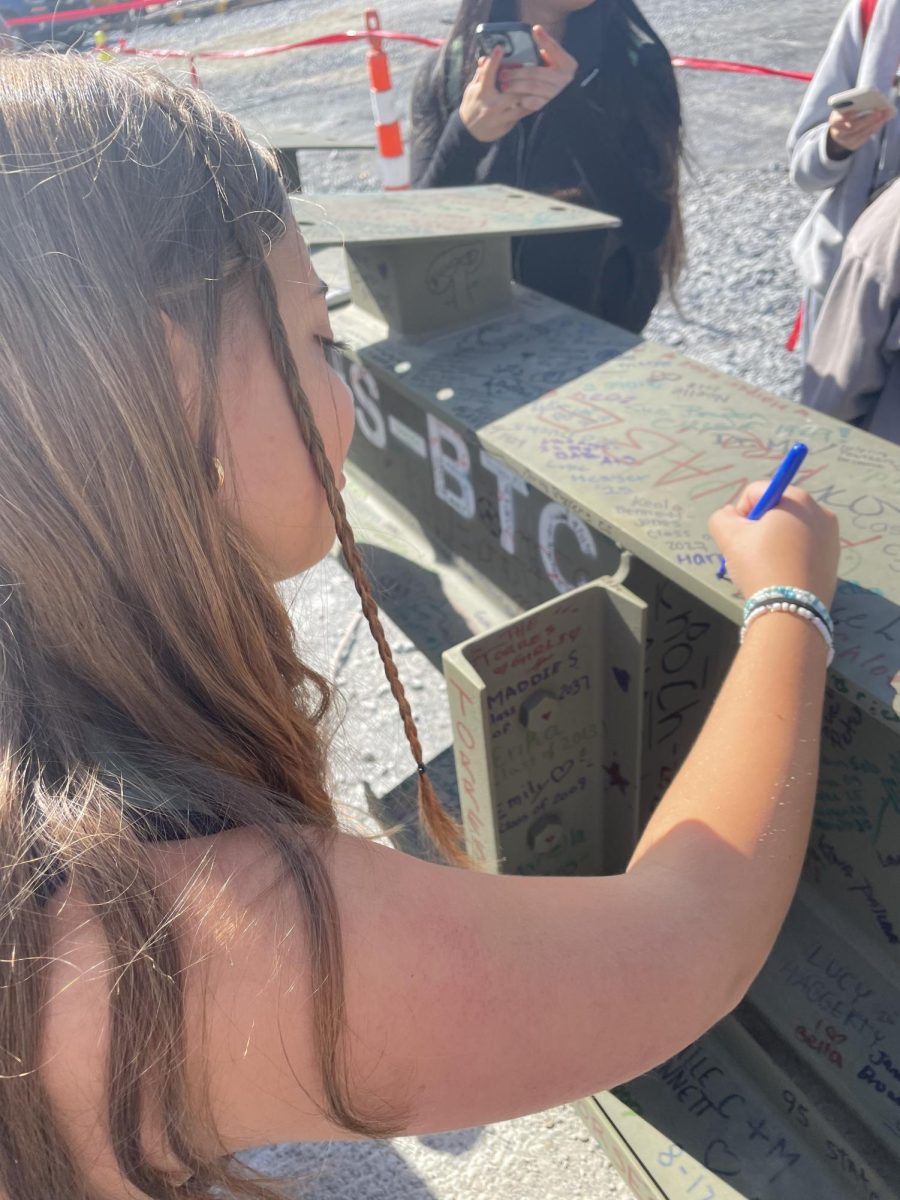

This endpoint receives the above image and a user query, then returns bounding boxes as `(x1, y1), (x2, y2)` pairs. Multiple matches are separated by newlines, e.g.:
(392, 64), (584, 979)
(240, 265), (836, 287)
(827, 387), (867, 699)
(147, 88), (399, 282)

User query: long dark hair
(0, 52), (466, 1200)
(429, 0), (685, 294)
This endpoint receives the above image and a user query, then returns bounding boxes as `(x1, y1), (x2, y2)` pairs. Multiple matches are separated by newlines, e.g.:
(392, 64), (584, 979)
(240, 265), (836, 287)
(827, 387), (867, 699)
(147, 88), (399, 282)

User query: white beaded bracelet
(743, 585), (833, 635)
(740, 599), (835, 666)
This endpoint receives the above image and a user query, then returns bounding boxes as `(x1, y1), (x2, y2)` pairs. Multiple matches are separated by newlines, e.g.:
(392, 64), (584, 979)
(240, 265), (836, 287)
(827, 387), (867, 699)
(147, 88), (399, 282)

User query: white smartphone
(828, 85), (896, 116)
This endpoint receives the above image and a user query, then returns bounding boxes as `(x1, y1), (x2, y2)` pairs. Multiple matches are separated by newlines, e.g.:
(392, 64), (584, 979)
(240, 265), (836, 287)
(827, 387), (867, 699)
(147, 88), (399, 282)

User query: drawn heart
(703, 1138), (741, 1178)
(612, 667), (630, 693)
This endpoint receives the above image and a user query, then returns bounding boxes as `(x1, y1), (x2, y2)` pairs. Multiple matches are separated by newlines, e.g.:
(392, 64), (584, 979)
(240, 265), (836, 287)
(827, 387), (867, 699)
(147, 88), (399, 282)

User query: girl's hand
(460, 47), (528, 143)
(497, 26), (578, 114)
(459, 27), (578, 144)
(826, 105), (892, 157)
(708, 484), (840, 604)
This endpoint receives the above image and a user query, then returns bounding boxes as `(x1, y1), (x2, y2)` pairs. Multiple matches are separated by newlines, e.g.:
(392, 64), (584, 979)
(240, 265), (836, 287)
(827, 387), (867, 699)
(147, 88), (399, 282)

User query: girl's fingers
(501, 70), (570, 99)
(851, 113), (887, 133)
(831, 109), (889, 148)
(841, 109), (892, 135)
(482, 46), (505, 90)
(514, 94), (548, 113)
(503, 66), (560, 88)
(841, 114), (890, 146)
(532, 23), (578, 72)
(500, 78), (556, 100)
(733, 481), (770, 518)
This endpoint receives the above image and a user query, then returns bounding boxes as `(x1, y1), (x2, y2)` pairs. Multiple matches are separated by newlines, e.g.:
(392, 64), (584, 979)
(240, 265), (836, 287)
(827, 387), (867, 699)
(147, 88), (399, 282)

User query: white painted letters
(348, 363), (387, 449)
(427, 414), (476, 520)
(480, 451), (529, 554)
(539, 503), (598, 593)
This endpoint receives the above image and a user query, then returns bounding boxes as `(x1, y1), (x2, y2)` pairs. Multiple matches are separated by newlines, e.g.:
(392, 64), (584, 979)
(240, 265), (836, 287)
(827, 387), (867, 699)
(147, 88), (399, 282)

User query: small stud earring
(212, 457), (225, 491)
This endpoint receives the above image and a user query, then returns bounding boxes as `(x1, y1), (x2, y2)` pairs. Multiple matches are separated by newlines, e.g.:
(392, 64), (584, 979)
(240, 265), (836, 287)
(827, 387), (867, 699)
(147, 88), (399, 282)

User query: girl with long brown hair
(0, 51), (838, 1200)
(409, 0), (685, 333)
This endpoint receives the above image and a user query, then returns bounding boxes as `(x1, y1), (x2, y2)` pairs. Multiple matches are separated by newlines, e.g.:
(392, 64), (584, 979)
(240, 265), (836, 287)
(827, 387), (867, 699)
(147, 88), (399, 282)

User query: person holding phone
(409, 0), (684, 334)
(788, 0), (900, 354)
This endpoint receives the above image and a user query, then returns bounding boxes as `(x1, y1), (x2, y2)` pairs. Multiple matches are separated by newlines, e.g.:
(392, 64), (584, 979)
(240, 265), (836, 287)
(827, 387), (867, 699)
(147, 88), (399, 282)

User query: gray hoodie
(788, 0), (900, 297)
(802, 177), (900, 443)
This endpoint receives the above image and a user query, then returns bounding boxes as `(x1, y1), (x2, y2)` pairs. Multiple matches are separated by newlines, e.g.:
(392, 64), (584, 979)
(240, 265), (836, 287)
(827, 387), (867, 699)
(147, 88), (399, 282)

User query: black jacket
(409, 0), (679, 332)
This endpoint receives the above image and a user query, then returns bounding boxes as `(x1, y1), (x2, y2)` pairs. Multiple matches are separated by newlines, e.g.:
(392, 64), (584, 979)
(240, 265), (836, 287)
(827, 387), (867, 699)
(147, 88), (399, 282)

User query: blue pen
(716, 442), (808, 579)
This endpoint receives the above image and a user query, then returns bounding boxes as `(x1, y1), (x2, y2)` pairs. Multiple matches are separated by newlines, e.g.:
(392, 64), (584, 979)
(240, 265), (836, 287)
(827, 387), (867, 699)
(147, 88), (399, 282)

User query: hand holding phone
(459, 25), (577, 143)
(828, 85), (896, 116)
(826, 86), (895, 157)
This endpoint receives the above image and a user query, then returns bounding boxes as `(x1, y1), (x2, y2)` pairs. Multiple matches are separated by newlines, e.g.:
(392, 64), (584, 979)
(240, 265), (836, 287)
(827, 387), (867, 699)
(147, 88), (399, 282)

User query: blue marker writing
(716, 442), (808, 579)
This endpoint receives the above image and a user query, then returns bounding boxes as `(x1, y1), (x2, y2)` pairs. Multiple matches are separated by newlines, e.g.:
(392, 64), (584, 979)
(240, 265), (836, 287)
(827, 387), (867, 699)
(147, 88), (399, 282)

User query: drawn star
(604, 761), (629, 794)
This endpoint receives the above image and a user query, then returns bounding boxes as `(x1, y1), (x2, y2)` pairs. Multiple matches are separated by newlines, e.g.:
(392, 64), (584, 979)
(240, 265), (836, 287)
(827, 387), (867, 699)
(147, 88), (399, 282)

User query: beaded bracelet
(743, 585), (833, 635)
(740, 600), (835, 666)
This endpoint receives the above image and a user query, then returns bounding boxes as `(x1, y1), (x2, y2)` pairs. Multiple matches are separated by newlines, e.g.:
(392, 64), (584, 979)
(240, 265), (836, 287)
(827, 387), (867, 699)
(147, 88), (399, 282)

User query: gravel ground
(108, 3), (845, 1196)
(246, 1107), (635, 1200)
(117, 0), (840, 398)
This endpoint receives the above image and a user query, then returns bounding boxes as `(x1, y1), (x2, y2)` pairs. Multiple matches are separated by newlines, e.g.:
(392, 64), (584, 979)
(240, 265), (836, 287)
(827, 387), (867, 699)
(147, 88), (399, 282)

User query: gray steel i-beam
(298, 185), (900, 1200)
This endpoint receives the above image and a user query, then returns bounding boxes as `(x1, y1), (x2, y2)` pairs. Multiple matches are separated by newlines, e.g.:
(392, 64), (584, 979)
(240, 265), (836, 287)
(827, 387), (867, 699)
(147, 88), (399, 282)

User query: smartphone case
(475, 22), (541, 67)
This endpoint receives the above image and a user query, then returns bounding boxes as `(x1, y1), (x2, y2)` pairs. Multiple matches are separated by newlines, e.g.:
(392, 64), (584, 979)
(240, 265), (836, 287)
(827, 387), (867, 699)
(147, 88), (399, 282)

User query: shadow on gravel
(360, 544), (476, 668)
(244, 1131), (483, 1199)
(365, 745), (461, 863)
(676, 314), (734, 339)
(416, 1127), (484, 1153)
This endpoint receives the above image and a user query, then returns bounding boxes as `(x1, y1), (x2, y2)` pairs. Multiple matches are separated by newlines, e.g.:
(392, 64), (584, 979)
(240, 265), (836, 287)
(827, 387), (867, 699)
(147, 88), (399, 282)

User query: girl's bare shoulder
(40, 824), (727, 1195)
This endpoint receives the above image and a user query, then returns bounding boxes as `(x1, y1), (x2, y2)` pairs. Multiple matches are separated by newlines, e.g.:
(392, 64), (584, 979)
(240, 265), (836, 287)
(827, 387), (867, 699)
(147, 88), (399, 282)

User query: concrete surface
(114, 2), (848, 1196)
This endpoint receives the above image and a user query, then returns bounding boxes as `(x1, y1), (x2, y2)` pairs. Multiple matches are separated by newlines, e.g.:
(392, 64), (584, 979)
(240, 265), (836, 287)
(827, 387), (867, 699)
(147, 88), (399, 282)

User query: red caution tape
(671, 55), (813, 83)
(105, 27), (815, 82)
(5, 0), (181, 25)
(110, 28), (442, 61)
(106, 33), (816, 78)
(5, 6), (814, 87)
